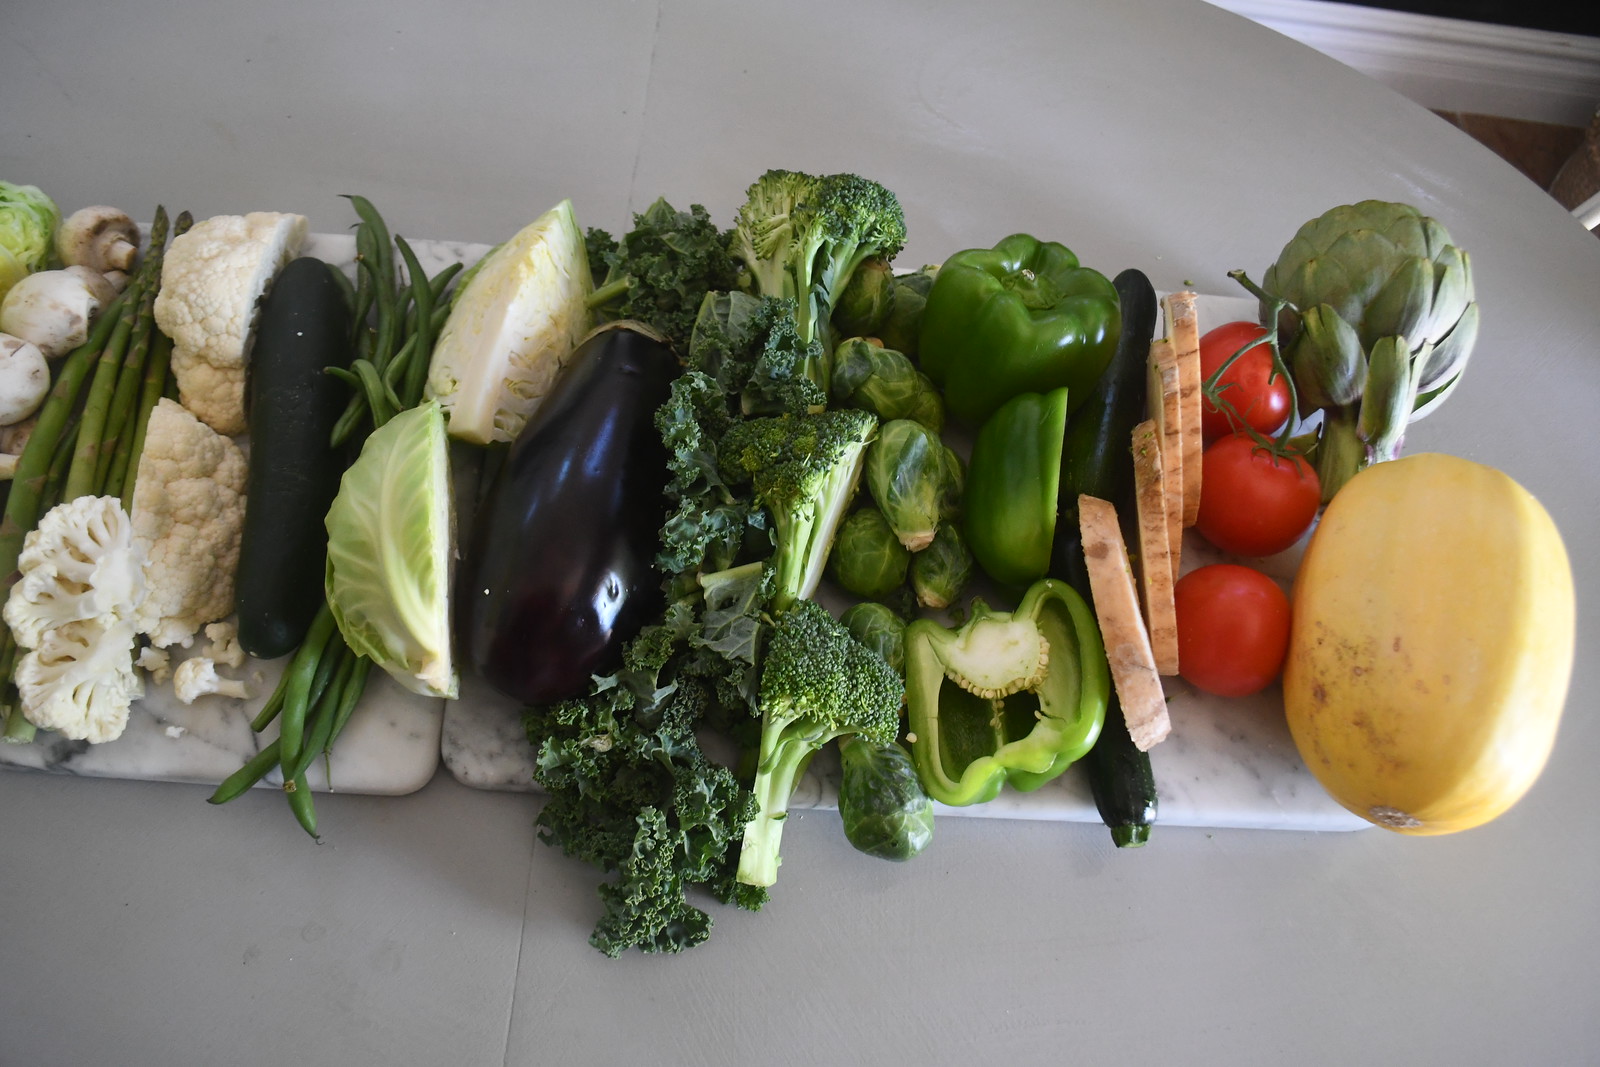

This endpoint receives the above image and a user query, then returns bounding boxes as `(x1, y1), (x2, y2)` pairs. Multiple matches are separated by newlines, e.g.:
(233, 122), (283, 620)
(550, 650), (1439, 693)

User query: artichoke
(1261, 200), (1477, 500)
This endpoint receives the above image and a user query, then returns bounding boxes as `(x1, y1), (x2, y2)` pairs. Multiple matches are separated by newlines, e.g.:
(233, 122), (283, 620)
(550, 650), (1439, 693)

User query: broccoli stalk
(729, 170), (907, 393)
(718, 407), (877, 611)
(736, 599), (904, 888)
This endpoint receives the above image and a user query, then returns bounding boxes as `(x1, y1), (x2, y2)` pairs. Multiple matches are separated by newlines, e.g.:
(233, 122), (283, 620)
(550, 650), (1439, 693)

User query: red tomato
(1198, 321), (1291, 440)
(1174, 564), (1291, 697)
(1195, 433), (1320, 556)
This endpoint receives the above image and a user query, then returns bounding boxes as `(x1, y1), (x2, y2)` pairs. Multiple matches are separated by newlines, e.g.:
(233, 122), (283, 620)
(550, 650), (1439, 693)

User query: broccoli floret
(736, 599), (904, 888)
(729, 170), (908, 388)
(586, 198), (740, 352)
(719, 407), (877, 611)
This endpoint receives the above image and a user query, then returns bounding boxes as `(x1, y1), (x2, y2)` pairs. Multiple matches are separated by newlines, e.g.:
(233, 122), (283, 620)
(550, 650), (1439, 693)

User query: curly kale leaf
(526, 612), (765, 958)
(587, 198), (739, 352)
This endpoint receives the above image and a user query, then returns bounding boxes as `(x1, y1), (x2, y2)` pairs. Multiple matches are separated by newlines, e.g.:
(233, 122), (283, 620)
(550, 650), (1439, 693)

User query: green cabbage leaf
(324, 401), (457, 698)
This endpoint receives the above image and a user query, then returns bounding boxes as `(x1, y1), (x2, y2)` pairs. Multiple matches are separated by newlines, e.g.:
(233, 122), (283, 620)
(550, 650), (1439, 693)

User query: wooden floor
(1435, 111), (1593, 216)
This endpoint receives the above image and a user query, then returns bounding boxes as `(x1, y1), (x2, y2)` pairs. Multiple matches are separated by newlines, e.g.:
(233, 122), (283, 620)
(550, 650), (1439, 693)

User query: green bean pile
(207, 195), (460, 837)
(0, 206), (187, 743)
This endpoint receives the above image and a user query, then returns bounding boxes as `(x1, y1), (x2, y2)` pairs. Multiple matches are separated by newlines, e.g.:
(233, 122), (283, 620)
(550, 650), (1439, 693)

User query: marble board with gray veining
(440, 292), (1371, 833)
(0, 232), (492, 796)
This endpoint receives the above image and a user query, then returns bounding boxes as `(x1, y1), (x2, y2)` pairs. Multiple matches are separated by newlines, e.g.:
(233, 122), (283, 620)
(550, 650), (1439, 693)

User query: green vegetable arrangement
(522, 170), (921, 956)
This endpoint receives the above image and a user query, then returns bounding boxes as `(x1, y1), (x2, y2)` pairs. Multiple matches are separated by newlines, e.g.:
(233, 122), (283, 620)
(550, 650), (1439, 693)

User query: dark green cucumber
(1050, 266), (1160, 847)
(235, 257), (353, 659)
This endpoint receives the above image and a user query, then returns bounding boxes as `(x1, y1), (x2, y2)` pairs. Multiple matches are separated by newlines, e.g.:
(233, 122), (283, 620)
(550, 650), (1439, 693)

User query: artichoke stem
(1316, 407), (1367, 503)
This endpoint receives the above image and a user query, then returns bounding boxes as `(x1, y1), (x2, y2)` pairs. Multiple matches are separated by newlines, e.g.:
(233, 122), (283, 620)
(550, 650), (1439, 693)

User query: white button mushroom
(0, 266), (117, 359)
(0, 333), (50, 426)
(56, 206), (141, 276)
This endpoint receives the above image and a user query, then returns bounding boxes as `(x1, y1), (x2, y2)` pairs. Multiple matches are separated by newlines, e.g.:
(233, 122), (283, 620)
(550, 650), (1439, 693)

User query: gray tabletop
(3, 1), (1597, 1064)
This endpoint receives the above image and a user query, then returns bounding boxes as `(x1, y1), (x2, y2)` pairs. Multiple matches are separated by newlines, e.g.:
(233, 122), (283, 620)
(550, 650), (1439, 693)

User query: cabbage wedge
(324, 401), (457, 698)
(424, 198), (594, 445)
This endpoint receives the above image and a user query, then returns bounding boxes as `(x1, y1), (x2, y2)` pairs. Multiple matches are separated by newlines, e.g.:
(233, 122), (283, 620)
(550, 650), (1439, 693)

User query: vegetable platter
(440, 292), (1368, 833)
(0, 231), (492, 796)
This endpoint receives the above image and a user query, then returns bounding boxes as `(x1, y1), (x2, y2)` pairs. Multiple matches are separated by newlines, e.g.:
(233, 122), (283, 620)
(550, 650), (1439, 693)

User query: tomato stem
(1220, 270), (1305, 464)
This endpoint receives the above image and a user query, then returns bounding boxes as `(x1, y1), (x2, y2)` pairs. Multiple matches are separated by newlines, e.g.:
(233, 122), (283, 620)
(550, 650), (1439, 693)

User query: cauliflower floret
(152, 211), (307, 435)
(135, 644), (172, 684)
(3, 495), (147, 649)
(172, 655), (250, 705)
(130, 398), (248, 648)
(14, 616), (143, 743)
(203, 620), (246, 669)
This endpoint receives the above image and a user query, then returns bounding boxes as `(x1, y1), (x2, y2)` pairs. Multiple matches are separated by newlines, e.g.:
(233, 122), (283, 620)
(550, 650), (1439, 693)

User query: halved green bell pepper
(963, 388), (1067, 589)
(918, 234), (1120, 426)
(904, 578), (1109, 807)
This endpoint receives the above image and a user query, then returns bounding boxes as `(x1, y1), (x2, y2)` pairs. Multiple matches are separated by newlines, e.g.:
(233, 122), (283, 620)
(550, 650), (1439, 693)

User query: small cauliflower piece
(130, 399), (248, 648)
(172, 656), (250, 705)
(203, 620), (246, 669)
(3, 495), (147, 650)
(136, 644), (172, 685)
(152, 211), (308, 434)
(14, 617), (144, 743)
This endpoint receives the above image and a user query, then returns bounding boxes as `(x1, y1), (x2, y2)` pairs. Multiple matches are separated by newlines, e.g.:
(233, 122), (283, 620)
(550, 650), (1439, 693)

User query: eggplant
(455, 324), (678, 705)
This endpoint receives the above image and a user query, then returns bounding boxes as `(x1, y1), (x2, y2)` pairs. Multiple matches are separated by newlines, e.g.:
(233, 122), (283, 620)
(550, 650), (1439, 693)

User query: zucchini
(235, 256), (353, 659)
(1050, 267), (1160, 846)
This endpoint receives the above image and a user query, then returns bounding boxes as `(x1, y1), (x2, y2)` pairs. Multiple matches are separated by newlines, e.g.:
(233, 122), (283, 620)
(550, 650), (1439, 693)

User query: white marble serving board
(0, 231), (493, 796)
(440, 291), (1370, 833)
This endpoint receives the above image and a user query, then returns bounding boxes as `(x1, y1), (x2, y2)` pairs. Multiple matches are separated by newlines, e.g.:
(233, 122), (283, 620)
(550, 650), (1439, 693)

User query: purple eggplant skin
(455, 324), (679, 706)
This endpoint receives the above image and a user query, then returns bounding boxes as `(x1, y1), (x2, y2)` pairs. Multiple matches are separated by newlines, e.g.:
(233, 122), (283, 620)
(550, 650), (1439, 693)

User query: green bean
(250, 673), (289, 732)
(285, 773), (319, 839)
(283, 654), (354, 782)
(324, 655), (372, 753)
(394, 237), (437, 406)
(326, 260), (357, 318)
(207, 737), (282, 805)
(276, 607), (338, 771)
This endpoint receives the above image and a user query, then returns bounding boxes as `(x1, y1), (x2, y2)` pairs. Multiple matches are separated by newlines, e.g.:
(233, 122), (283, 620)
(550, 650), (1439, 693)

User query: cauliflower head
(1, 495), (149, 744)
(130, 399), (248, 648)
(14, 617), (143, 743)
(152, 210), (308, 435)
(3, 494), (147, 649)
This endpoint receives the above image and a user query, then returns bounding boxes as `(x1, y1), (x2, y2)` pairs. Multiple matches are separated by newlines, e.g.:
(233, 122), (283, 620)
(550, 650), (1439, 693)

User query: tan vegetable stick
(1145, 338), (1184, 583)
(1132, 420), (1179, 675)
(1163, 291), (1204, 527)
(1078, 494), (1172, 751)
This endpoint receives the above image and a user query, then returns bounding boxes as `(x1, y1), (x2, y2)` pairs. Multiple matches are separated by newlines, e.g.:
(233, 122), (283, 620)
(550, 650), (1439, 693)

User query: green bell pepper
(918, 234), (1121, 426)
(904, 578), (1109, 807)
(963, 388), (1068, 589)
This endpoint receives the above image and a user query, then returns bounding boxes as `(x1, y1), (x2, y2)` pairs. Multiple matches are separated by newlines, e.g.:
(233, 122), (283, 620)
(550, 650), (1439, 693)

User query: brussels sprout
(836, 735), (935, 861)
(831, 337), (944, 432)
(829, 507), (910, 600)
(840, 600), (907, 674)
(910, 523), (973, 611)
(877, 265), (938, 358)
(866, 419), (961, 552)
(831, 256), (896, 338)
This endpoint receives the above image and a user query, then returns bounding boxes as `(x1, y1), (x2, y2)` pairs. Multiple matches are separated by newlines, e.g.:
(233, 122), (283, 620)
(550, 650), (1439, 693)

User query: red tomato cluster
(1177, 321), (1322, 697)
